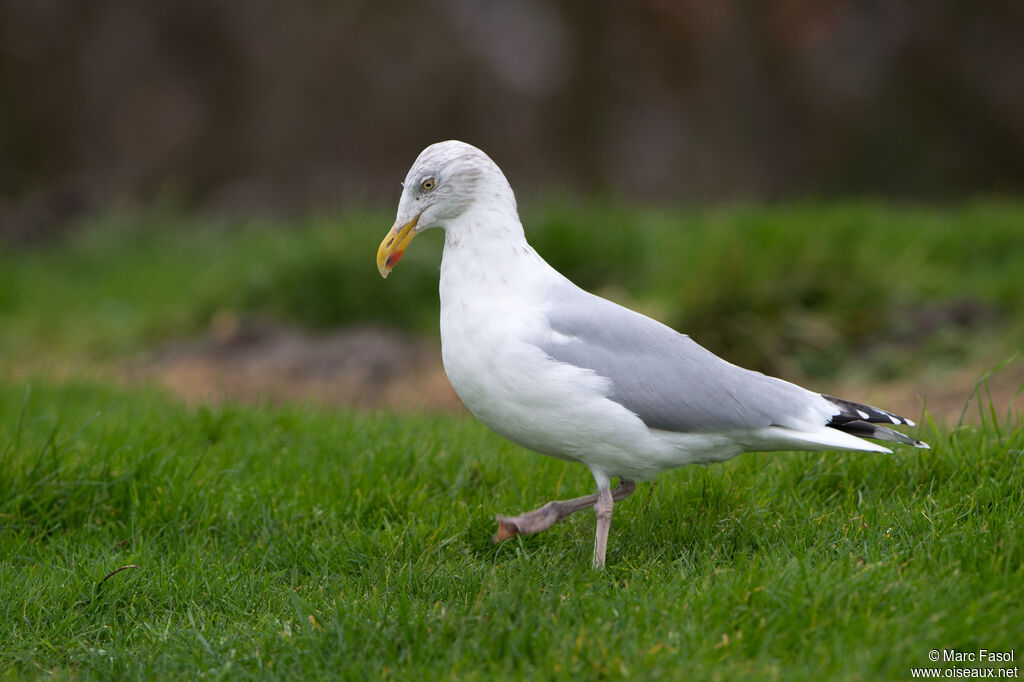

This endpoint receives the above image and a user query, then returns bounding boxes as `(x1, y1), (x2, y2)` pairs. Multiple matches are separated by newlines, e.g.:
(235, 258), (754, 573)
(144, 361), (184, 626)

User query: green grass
(1, 201), (1022, 678)
(1, 381), (1021, 680)
(1, 201), (1022, 379)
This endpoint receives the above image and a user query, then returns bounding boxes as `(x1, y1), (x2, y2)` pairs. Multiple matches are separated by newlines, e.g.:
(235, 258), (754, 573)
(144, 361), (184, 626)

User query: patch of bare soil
(136, 317), (1023, 427)
(828, 364), (1023, 427)
(140, 319), (463, 412)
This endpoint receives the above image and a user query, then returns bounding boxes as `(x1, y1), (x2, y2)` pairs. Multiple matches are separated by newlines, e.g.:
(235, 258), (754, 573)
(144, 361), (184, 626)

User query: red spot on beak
(386, 250), (405, 267)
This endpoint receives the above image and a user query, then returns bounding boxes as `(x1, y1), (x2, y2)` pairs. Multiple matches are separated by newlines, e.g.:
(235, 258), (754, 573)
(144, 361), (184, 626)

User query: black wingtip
(822, 394), (917, 428)
(822, 395), (927, 449)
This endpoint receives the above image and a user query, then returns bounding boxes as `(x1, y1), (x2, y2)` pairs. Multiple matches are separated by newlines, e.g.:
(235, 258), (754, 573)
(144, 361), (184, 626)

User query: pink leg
(592, 486), (615, 568)
(494, 479), (636, 543)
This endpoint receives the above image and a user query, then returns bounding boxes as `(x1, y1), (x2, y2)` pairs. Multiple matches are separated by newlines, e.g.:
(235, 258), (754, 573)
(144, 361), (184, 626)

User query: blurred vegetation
(2, 1), (1024, 234)
(1, 202), (1022, 381)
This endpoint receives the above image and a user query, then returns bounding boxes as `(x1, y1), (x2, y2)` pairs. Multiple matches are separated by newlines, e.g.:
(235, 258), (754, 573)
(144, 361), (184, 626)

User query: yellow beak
(376, 215), (420, 278)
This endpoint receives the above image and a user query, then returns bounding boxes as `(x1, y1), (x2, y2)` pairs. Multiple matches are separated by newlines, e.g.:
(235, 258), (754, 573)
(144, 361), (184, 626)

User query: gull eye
(420, 177), (436, 191)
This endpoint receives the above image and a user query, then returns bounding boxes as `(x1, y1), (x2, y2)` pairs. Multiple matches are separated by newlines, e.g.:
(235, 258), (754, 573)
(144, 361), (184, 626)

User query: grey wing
(537, 289), (830, 433)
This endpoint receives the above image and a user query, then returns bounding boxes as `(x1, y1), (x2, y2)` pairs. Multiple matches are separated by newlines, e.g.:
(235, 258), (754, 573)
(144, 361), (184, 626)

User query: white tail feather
(753, 426), (893, 454)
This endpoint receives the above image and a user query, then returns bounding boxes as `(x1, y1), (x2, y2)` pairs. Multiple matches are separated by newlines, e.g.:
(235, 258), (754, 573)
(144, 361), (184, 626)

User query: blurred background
(1, 0), (1022, 420)
(4, 0), (1024, 230)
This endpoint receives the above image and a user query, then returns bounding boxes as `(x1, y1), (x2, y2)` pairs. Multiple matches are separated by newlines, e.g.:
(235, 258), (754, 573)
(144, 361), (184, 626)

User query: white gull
(376, 140), (927, 568)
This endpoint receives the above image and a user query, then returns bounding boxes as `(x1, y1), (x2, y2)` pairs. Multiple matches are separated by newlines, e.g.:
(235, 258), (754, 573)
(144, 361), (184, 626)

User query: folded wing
(537, 284), (927, 449)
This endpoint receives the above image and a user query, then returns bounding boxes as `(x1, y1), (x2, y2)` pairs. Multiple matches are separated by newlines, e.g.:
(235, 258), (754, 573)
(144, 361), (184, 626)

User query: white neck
(438, 203), (558, 307)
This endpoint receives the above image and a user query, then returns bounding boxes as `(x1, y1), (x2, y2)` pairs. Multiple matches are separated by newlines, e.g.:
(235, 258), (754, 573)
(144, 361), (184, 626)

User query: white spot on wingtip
(857, 410), (870, 419)
(889, 415), (901, 424)
(905, 418), (916, 427)
(916, 441), (930, 449)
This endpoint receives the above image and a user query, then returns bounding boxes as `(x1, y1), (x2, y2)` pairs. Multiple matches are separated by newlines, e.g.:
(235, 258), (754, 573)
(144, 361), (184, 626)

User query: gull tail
(822, 395), (930, 449)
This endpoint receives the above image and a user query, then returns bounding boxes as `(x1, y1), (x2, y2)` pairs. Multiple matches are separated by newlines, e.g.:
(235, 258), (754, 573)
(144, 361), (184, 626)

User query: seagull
(376, 140), (928, 568)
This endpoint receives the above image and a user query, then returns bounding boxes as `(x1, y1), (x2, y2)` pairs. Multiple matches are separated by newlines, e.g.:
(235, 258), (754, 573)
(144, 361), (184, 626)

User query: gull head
(377, 140), (515, 278)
